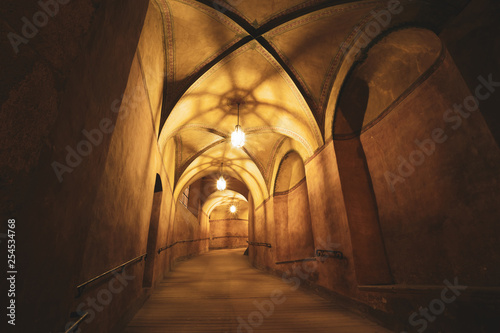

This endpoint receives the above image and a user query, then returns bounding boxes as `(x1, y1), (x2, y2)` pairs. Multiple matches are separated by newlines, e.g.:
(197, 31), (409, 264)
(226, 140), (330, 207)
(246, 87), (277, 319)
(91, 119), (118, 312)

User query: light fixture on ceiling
(231, 103), (245, 148)
(216, 162), (226, 191)
(229, 205), (237, 213)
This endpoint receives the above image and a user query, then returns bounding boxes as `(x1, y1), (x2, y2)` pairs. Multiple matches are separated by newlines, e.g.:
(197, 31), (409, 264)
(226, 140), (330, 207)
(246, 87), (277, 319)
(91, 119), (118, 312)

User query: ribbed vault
(155, 0), (464, 206)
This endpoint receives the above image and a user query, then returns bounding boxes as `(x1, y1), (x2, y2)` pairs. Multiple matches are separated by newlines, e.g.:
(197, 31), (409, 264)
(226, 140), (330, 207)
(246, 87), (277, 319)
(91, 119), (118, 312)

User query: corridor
(125, 249), (391, 333)
(3, 0), (500, 332)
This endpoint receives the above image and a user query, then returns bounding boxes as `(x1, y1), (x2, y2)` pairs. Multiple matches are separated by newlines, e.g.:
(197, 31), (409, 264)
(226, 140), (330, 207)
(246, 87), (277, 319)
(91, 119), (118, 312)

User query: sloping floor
(125, 248), (391, 333)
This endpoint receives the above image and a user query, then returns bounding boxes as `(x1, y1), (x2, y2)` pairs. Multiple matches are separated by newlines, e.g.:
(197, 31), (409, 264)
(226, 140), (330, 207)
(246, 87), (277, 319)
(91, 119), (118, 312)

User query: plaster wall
(440, 0), (500, 146)
(249, 199), (276, 270)
(209, 219), (248, 249)
(273, 180), (315, 261)
(304, 142), (358, 295)
(169, 202), (209, 263)
(362, 51), (500, 286)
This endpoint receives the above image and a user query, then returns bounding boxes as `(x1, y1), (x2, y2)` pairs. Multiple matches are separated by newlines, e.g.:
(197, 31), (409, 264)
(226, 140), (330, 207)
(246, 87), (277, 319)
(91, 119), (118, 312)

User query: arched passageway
(3, 1), (500, 333)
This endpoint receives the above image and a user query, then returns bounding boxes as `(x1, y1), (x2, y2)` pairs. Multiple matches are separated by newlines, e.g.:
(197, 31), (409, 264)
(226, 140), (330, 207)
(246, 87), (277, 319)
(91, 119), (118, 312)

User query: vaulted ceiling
(152, 0), (463, 205)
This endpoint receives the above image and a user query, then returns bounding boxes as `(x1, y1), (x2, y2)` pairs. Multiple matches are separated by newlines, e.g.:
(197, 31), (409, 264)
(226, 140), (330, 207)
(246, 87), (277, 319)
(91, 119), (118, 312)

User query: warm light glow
(231, 125), (245, 148)
(216, 176), (226, 191)
(229, 205), (237, 213)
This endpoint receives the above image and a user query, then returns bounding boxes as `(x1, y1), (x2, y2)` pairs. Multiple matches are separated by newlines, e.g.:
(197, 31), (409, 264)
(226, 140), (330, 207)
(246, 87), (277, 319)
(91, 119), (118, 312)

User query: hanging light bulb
(231, 125), (245, 148)
(216, 176), (226, 191)
(216, 162), (226, 191)
(229, 205), (237, 213)
(231, 103), (245, 148)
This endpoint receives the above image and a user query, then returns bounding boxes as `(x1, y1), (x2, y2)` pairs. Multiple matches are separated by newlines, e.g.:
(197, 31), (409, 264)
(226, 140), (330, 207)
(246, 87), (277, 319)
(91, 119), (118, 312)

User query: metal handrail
(276, 257), (317, 265)
(212, 235), (248, 239)
(64, 312), (89, 333)
(158, 242), (176, 254)
(315, 249), (344, 259)
(76, 253), (147, 297)
(247, 241), (272, 248)
(158, 238), (210, 254)
(275, 250), (344, 264)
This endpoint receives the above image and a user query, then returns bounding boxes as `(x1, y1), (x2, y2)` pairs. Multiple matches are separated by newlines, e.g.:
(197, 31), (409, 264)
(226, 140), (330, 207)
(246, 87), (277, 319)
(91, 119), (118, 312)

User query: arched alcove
(273, 151), (315, 261)
(332, 27), (443, 285)
(143, 174), (163, 287)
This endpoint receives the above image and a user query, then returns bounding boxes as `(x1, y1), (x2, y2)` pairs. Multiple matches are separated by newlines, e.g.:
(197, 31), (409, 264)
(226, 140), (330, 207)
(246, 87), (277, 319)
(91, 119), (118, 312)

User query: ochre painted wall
(167, 202), (209, 265)
(274, 180), (315, 261)
(3, 1), (155, 332)
(1, 1), (213, 332)
(209, 219), (248, 249)
(363, 50), (500, 286)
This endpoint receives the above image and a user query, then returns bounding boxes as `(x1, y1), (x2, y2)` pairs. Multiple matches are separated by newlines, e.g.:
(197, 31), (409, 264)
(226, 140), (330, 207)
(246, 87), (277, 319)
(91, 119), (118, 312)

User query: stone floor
(124, 248), (392, 332)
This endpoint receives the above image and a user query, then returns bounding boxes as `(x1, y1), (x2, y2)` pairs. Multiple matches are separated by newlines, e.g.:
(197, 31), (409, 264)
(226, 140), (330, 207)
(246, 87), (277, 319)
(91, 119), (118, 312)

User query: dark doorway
(143, 174), (163, 287)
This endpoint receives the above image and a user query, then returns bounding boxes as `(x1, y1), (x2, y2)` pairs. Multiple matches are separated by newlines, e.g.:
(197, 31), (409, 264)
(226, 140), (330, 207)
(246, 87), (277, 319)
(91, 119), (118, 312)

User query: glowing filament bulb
(216, 176), (226, 191)
(230, 205), (237, 213)
(231, 125), (245, 148)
